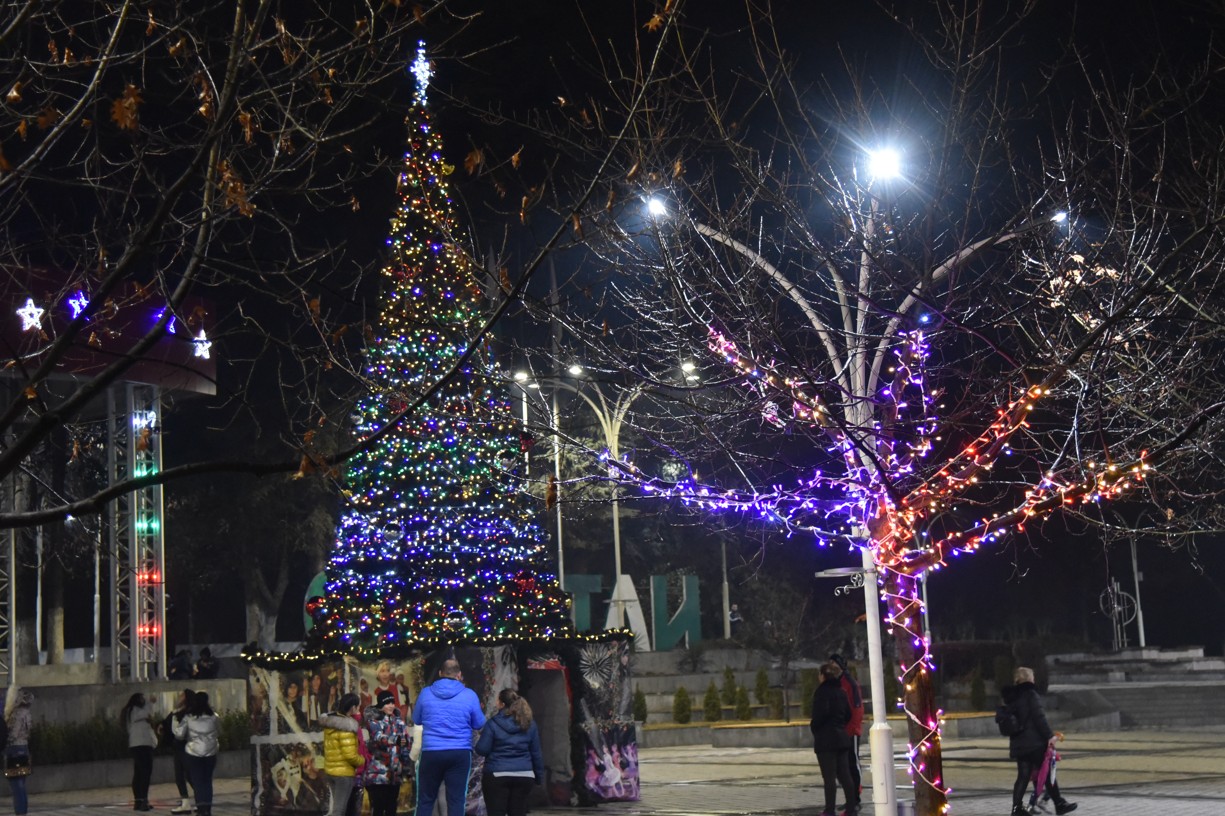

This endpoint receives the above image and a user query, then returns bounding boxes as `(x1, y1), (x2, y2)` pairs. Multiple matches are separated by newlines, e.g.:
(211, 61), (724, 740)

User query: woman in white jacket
(172, 692), (220, 816)
(121, 692), (158, 811)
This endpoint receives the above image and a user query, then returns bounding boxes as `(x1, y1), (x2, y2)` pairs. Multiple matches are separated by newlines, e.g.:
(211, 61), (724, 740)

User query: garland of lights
(613, 317), (1151, 805)
(302, 43), (572, 657)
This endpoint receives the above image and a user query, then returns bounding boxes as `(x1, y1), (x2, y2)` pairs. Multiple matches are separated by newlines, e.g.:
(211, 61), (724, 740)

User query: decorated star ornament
(16, 298), (44, 331)
(67, 290), (90, 319)
(410, 41), (432, 102)
(192, 329), (212, 359)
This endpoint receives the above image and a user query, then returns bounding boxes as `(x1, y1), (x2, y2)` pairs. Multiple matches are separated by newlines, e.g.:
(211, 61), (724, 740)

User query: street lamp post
(514, 369), (647, 631)
(561, 369), (646, 629)
(512, 372), (564, 589)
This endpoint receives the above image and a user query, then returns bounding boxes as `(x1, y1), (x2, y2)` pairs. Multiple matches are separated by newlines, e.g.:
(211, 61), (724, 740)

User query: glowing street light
(568, 363), (584, 376)
(646, 196), (668, 218)
(867, 147), (902, 181)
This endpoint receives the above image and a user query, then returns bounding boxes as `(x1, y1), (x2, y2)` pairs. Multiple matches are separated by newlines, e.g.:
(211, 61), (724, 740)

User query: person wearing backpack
(1000, 667), (1077, 816)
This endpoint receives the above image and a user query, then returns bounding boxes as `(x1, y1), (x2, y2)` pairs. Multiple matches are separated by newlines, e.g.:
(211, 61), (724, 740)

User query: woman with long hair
(173, 692), (220, 816)
(321, 693), (365, 816)
(121, 692), (158, 811)
(160, 688), (195, 814)
(4, 687), (32, 816)
(475, 688), (543, 816)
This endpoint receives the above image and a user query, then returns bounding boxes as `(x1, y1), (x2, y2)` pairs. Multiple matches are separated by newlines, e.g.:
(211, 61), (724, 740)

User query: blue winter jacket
(412, 678), (486, 752)
(475, 712), (544, 782)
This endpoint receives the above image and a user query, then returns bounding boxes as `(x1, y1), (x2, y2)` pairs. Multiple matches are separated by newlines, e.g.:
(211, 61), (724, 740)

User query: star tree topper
(411, 41), (432, 102)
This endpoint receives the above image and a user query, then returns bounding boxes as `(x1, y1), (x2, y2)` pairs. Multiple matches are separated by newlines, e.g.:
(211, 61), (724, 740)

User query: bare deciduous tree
(480, 3), (1225, 812)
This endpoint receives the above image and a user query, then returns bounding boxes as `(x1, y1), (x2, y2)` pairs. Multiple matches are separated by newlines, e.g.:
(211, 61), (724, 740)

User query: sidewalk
(12, 727), (1225, 815)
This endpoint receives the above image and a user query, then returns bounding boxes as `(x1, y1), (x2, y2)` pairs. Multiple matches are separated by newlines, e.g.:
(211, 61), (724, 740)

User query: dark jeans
(5, 745), (28, 815)
(482, 774), (534, 816)
(415, 750), (471, 816)
(1014, 748), (1066, 808)
(815, 749), (857, 813)
(366, 783), (401, 816)
(131, 746), (154, 802)
(185, 753), (217, 814)
(173, 745), (189, 797)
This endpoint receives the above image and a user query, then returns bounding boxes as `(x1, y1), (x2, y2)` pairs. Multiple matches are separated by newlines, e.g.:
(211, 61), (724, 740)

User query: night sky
(47, 0), (1225, 658)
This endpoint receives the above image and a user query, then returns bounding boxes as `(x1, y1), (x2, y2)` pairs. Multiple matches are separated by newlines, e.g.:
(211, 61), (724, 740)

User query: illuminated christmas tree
(313, 44), (571, 653)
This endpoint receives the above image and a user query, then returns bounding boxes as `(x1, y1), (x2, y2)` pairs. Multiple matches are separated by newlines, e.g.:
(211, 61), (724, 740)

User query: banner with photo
(246, 639), (635, 815)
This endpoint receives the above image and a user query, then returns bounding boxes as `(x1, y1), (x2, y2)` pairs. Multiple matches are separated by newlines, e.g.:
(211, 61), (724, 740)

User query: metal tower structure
(107, 383), (167, 681)
(0, 470), (16, 688)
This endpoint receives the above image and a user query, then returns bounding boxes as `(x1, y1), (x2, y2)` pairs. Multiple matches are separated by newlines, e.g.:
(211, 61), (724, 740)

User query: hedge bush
(754, 667), (769, 705)
(799, 668), (819, 717)
(734, 685), (753, 721)
(29, 710), (249, 766)
(703, 682), (723, 722)
(632, 687), (648, 723)
(672, 687), (692, 724)
(721, 667), (737, 706)
(766, 688), (784, 719)
(969, 666), (987, 711)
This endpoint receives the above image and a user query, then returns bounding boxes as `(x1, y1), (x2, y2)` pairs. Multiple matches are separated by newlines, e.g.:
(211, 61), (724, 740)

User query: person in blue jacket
(412, 659), (486, 816)
(475, 689), (544, 816)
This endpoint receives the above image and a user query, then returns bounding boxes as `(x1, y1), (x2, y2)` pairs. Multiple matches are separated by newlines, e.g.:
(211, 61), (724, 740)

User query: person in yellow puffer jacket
(321, 694), (364, 816)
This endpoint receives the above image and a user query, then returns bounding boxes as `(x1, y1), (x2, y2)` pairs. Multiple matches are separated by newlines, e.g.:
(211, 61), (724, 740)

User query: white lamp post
(518, 368), (648, 630)
(815, 538), (896, 816)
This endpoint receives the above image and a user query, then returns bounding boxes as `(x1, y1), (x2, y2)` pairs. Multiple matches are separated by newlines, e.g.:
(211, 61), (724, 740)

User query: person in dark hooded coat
(475, 688), (544, 816)
(1001, 666), (1077, 816)
(809, 662), (858, 816)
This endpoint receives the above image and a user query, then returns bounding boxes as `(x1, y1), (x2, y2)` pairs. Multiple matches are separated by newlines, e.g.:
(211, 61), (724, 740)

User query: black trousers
(815, 749), (857, 813)
(365, 783), (401, 816)
(481, 774), (534, 816)
(131, 746), (154, 802)
(173, 746), (189, 797)
(847, 734), (861, 793)
(1013, 748), (1066, 808)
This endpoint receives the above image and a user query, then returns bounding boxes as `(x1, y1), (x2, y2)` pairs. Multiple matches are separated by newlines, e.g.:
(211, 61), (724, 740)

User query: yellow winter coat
(321, 713), (363, 777)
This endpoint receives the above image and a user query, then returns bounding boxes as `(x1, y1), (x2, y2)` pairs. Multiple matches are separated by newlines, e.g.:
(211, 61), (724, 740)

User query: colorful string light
(616, 318), (1151, 805)
(306, 46), (572, 655)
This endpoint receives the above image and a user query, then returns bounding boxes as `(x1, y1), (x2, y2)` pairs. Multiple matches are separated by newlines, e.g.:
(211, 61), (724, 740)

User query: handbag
(4, 752), (31, 778)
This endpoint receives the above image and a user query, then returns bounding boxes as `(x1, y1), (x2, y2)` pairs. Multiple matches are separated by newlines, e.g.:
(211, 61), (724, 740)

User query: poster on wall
(247, 639), (634, 814)
(573, 640), (640, 802)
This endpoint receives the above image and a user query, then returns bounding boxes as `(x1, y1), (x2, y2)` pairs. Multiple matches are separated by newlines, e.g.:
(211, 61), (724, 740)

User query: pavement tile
(7, 728), (1225, 815)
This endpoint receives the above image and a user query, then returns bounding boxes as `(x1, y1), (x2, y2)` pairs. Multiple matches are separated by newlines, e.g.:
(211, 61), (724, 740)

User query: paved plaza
(12, 727), (1225, 815)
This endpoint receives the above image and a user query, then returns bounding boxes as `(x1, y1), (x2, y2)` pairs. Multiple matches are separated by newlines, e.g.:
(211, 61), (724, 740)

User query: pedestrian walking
(412, 659), (486, 816)
(3, 687), (33, 816)
(809, 662), (858, 816)
(475, 688), (544, 816)
(322, 693), (365, 816)
(121, 693), (158, 811)
(160, 688), (195, 814)
(173, 691), (220, 816)
(362, 690), (412, 816)
(828, 654), (865, 796)
(1001, 667), (1077, 816)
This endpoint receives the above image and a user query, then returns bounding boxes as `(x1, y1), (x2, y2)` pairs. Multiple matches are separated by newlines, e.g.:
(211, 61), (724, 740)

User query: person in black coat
(1001, 667), (1077, 816)
(809, 662), (858, 816)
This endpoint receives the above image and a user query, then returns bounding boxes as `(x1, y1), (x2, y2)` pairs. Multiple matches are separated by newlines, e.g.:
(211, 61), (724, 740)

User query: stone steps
(1053, 683), (1225, 728)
